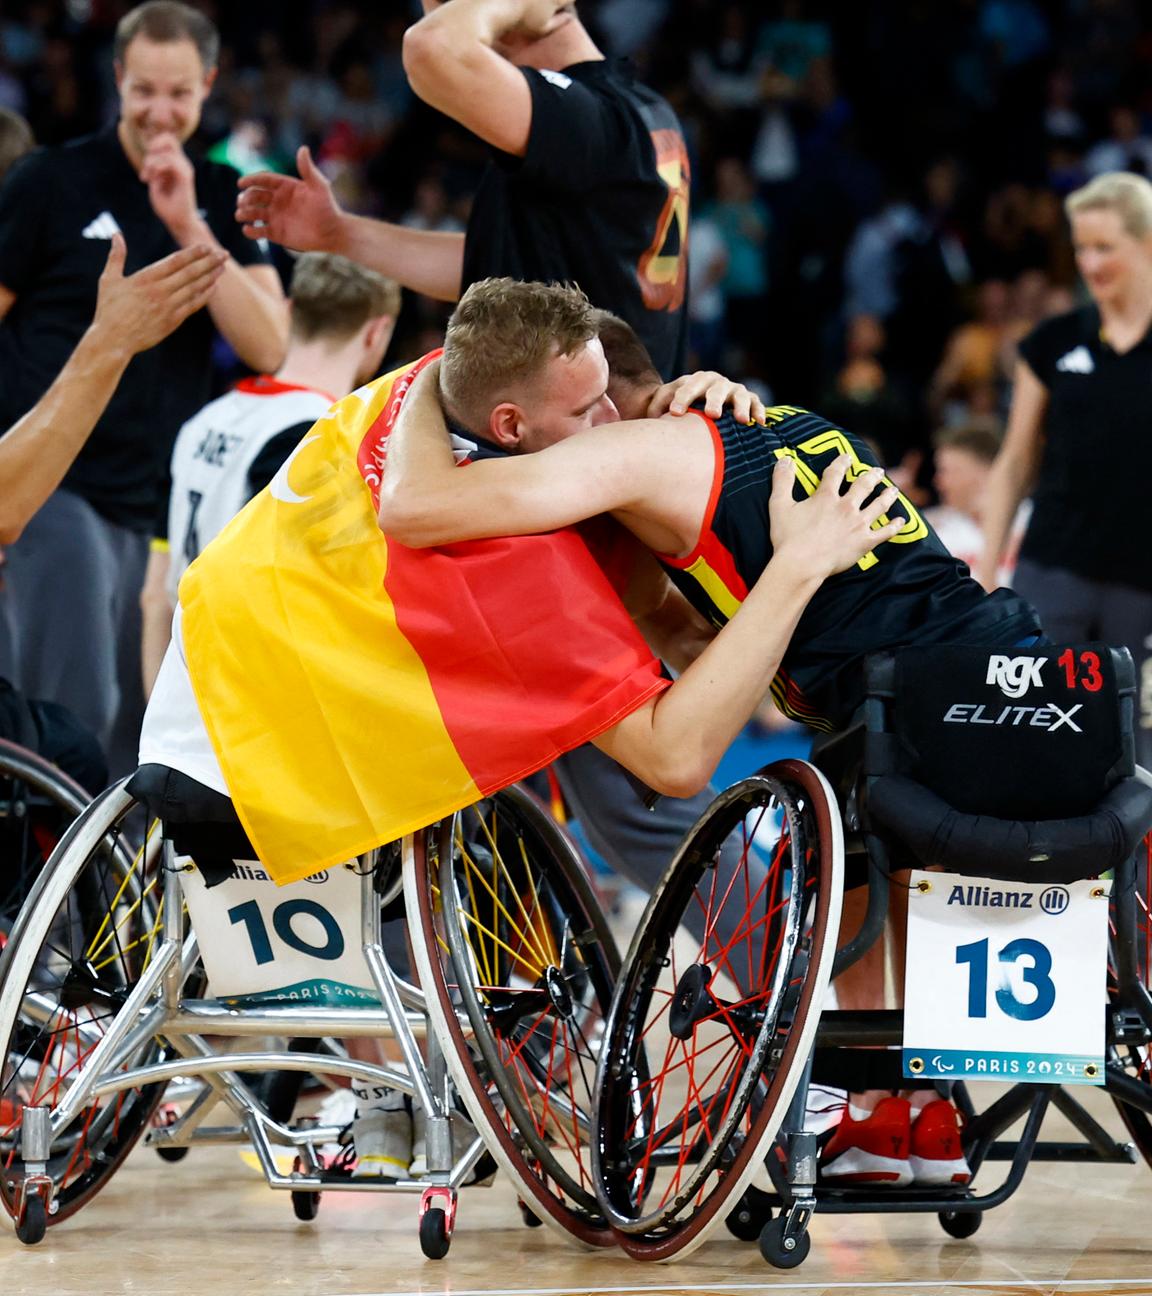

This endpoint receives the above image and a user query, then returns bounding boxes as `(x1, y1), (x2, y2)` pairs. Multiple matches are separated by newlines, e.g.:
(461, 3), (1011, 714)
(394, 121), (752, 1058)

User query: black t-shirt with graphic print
(0, 130), (270, 532)
(1017, 305), (1152, 590)
(461, 58), (690, 380)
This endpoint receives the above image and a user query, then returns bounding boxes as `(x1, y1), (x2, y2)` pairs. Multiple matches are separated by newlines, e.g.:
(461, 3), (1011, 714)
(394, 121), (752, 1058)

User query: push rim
(404, 784), (617, 1247)
(594, 761), (842, 1259)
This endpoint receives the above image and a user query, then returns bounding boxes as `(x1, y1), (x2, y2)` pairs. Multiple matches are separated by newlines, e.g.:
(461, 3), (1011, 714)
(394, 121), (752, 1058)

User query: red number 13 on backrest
(1058, 648), (1103, 692)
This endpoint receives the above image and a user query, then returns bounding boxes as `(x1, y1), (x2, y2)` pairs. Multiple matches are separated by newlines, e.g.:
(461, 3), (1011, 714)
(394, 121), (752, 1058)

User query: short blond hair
(289, 253), (400, 344)
(441, 278), (599, 431)
(1065, 171), (1152, 239)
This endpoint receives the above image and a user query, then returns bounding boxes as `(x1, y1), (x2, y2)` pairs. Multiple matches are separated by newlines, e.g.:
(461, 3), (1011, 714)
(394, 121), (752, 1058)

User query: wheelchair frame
(0, 777), (617, 1256)
(754, 830), (1152, 1267)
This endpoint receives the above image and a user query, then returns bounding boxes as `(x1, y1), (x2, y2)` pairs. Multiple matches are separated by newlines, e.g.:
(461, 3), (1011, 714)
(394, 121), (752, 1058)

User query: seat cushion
(127, 764), (254, 887)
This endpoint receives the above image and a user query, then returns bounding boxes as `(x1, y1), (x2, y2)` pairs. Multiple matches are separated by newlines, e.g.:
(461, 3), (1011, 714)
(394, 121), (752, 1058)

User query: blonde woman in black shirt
(979, 171), (1152, 762)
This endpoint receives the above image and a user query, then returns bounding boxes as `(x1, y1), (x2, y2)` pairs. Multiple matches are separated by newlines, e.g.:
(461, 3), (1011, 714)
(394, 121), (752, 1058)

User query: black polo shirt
(462, 59), (690, 380)
(0, 129), (270, 532)
(1018, 304), (1152, 591)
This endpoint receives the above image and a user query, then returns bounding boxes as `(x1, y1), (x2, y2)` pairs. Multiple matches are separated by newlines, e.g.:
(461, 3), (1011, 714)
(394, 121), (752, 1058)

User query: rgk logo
(986, 654), (1044, 699)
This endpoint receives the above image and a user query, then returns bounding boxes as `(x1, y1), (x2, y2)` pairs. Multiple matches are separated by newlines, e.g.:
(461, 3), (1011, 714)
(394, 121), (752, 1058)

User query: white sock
(352, 1082), (405, 1120)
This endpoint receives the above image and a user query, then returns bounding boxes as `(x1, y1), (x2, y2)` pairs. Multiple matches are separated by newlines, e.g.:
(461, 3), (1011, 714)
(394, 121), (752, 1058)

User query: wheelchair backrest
(864, 643), (1135, 820)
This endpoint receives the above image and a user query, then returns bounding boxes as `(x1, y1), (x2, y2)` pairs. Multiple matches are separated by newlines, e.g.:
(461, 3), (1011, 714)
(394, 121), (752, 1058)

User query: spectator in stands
(0, 2), (286, 779)
(926, 423), (1028, 586)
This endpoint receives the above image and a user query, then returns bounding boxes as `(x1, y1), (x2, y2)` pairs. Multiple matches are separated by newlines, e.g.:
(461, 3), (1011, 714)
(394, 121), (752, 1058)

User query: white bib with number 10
(902, 869), (1110, 1085)
(180, 859), (379, 1008)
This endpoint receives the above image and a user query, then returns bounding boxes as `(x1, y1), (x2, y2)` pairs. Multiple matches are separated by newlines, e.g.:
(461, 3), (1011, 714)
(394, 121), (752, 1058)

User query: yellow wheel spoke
(460, 810), (552, 969)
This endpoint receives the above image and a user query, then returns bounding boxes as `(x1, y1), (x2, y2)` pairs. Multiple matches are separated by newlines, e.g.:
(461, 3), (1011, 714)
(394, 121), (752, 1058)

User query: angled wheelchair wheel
(1109, 828), (1152, 1162)
(593, 759), (843, 1261)
(0, 739), (90, 934)
(405, 784), (616, 1248)
(0, 781), (170, 1228)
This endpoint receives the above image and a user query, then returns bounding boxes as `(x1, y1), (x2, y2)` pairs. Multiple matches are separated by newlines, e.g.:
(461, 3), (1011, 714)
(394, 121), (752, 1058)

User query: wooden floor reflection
(5, 1085), (1152, 1296)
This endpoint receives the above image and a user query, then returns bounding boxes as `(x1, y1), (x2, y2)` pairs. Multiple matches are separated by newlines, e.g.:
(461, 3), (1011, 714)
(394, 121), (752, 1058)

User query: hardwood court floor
(4, 1088), (1152, 1296)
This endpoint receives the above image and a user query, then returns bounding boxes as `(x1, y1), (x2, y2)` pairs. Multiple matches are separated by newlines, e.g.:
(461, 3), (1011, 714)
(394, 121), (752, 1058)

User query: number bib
(180, 860), (379, 1008)
(902, 870), (1110, 1085)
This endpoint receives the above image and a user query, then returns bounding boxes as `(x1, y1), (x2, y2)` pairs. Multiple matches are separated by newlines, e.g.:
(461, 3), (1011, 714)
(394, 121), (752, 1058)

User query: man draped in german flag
(139, 287), (901, 886)
(137, 299), (896, 886)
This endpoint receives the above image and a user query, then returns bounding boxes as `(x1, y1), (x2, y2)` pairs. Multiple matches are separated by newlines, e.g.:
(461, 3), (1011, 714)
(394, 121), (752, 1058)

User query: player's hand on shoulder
(235, 146), (345, 252)
(92, 234), (226, 357)
(646, 371), (766, 425)
(769, 454), (905, 582)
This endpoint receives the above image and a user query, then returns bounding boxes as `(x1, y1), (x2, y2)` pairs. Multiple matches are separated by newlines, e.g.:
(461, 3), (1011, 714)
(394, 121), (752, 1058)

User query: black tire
(419, 1206), (451, 1260)
(405, 785), (616, 1249)
(519, 1201), (543, 1228)
(759, 1215), (811, 1269)
(15, 1192), (46, 1245)
(1108, 830), (1152, 1163)
(938, 1209), (981, 1239)
(292, 1190), (320, 1221)
(593, 761), (843, 1261)
(726, 1185), (774, 1242)
(0, 783), (169, 1229)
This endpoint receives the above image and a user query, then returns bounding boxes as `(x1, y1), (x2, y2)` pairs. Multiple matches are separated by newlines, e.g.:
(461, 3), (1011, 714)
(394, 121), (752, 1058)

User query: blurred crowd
(3, 0), (1151, 493)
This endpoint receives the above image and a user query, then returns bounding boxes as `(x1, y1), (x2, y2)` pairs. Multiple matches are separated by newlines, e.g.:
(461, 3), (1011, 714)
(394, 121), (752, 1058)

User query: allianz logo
(947, 883), (1033, 909)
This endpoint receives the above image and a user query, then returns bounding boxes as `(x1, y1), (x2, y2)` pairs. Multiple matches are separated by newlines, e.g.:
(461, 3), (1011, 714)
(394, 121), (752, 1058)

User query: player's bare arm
(140, 131), (288, 372)
(403, 0), (574, 156)
(976, 357), (1048, 591)
(595, 457), (904, 796)
(377, 360), (708, 552)
(235, 146), (464, 302)
(0, 236), (225, 543)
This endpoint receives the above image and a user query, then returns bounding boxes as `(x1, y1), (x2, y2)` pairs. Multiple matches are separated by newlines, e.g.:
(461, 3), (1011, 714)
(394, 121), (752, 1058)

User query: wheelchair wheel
(0, 739), (90, 934)
(1109, 829), (1152, 1163)
(0, 781), (170, 1227)
(593, 759), (843, 1261)
(405, 784), (617, 1248)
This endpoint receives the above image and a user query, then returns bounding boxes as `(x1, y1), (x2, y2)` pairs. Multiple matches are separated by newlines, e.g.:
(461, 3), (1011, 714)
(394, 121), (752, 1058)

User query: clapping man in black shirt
(0, 2), (287, 777)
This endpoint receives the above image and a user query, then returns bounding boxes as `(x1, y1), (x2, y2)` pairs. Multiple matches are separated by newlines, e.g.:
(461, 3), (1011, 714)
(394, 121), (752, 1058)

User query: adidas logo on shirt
(81, 211), (122, 240)
(1055, 345), (1094, 374)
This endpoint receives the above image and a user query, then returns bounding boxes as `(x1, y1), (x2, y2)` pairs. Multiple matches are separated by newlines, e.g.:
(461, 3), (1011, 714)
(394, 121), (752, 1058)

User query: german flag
(179, 353), (668, 885)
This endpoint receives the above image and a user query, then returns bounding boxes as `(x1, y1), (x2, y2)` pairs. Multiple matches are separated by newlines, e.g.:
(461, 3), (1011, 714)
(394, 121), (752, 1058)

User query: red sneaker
(820, 1096), (912, 1186)
(910, 1099), (971, 1185)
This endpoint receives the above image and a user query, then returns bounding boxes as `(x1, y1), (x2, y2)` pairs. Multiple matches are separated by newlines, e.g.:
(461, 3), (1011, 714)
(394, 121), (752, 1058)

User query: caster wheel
(519, 1201), (543, 1228)
(726, 1186), (773, 1242)
(156, 1146), (189, 1163)
(16, 1195), (47, 1246)
(759, 1216), (811, 1269)
(292, 1190), (320, 1221)
(939, 1209), (981, 1239)
(420, 1206), (452, 1259)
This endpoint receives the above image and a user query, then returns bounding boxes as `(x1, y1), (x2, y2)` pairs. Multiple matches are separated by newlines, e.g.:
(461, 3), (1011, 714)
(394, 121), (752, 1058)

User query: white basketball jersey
(167, 377), (334, 597)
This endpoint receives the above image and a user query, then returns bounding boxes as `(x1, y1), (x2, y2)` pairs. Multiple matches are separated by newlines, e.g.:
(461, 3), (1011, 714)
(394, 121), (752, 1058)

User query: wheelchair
(590, 641), (1152, 1264)
(0, 766), (619, 1255)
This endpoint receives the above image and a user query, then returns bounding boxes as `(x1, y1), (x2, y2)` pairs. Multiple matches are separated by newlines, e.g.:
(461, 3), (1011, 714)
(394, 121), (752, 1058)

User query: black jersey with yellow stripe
(655, 405), (1040, 731)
